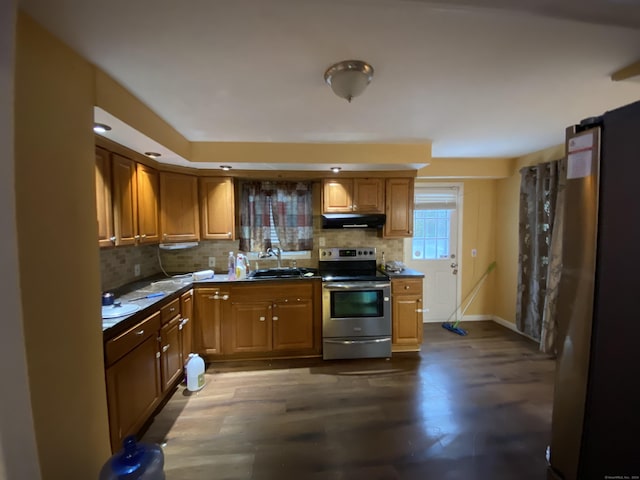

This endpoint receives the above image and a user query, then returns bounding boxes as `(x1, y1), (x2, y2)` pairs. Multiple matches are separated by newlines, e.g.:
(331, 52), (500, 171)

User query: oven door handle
(323, 283), (390, 290)
(323, 338), (391, 345)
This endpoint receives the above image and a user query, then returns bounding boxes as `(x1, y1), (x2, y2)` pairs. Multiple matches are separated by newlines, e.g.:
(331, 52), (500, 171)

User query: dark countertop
(102, 272), (322, 339)
(381, 267), (425, 278)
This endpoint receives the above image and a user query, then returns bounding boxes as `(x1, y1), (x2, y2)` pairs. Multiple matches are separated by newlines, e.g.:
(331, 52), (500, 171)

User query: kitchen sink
(249, 267), (317, 279)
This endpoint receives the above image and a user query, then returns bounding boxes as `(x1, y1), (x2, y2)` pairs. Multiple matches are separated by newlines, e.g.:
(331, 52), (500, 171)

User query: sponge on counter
(192, 269), (214, 281)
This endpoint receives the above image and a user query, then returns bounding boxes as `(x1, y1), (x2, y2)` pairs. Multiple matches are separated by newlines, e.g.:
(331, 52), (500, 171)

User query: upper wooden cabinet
(136, 163), (160, 244)
(111, 154), (139, 246)
(95, 146), (115, 247)
(383, 178), (414, 238)
(322, 178), (384, 213)
(199, 177), (235, 240)
(160, 171), (200, 243)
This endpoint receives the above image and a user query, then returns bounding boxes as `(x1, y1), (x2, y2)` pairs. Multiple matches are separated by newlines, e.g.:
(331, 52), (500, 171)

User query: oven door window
(330, 290), (384, 318)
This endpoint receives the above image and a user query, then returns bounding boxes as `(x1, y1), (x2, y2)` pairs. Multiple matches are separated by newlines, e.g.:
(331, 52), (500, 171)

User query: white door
(404, 184), (462, 323)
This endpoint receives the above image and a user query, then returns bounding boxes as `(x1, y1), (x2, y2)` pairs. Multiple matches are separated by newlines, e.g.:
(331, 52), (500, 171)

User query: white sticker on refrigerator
(567, 132), (594, 153)
(567, 150), (592, 179)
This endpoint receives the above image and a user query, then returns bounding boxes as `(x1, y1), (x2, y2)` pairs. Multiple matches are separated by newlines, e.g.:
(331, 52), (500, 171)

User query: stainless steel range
(319, 247), (391, 360)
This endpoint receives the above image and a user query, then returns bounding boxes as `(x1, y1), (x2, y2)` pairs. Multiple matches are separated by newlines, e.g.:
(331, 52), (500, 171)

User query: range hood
(321, 213), (386, 229)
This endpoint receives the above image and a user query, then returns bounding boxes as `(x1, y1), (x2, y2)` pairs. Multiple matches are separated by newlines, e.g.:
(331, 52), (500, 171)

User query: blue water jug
(99, 436), (165, 479)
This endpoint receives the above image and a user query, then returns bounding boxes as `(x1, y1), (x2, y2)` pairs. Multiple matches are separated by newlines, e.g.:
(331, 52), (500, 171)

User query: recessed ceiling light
(145, 152), (161, 158)
(220, 165), (232, 171)
(330, 167), (342, 173)
(93, 123), (112, 133)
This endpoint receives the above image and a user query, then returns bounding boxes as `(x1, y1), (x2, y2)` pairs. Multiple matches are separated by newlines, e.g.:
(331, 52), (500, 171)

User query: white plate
(102, 304), (141, 319)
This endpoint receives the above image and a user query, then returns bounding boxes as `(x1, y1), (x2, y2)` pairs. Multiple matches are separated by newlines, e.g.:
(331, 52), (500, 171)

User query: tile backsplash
(100, 216), (404, 290)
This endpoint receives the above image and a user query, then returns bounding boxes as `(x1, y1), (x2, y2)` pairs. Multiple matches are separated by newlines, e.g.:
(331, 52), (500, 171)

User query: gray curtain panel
(516, 159), (566, 353)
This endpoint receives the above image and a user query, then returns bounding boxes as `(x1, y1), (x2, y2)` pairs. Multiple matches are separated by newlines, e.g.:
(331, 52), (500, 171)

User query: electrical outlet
(134, 264), (141, 276)
(209, 257), (216, 268)
(471, 249), (477, 257)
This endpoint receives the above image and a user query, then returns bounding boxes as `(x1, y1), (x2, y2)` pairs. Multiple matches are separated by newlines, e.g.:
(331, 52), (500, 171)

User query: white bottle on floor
(185, 353), (205, 392)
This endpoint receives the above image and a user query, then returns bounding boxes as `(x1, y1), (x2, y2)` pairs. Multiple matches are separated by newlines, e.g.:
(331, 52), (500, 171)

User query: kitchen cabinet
(391, 278), (423, 352)
(199, 177), (235, 240)
(223, 282), (316, 356)
(384, 178), (414, 238)
(104, 311), (162, 451)
(160, 171), (200, 242)
(180, 290), (194, 363)
(194, 286), (228, 356)
(159, 299), (182, 392)
(322, 178), (384, 213)
(95, 146), (115, 247)
(111, 153), (139, 246)
(135, 163), (160, 244)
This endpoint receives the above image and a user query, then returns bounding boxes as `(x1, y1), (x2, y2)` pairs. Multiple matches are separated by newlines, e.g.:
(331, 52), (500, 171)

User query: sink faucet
(264, 246), (282, 268)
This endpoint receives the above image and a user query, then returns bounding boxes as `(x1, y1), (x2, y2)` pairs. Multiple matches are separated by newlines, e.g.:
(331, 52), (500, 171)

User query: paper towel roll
(192, 269), (214, 281)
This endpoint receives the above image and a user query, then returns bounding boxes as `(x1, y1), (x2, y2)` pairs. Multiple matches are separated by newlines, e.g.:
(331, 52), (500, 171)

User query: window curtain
(238, 182), (272, 253)
(271, 182), (313, 251)
(516, 158), (566, 354)
(238, 181), (313, 252)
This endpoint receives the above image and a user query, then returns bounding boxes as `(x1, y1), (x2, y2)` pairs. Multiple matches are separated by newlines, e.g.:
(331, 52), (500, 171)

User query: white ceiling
(19, 0), (640, 169)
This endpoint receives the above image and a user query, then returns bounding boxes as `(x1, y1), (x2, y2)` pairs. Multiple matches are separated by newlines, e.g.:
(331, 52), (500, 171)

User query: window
(412, 210), (452, 259)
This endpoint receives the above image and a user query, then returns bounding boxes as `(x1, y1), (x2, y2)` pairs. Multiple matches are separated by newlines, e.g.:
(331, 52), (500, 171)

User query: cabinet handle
(109, 236), (116, 243)
(222, 294), (229, 300)
(134, 234), (140, 240)
(141, 234), (147, 238)
(156, 352), (161, 359)
(227, 232), (232, 237)
(182, 317), (189, 325)
(169, 307), (175, 313)
(404, 285), (410, 290)
(416, 309), (424, 313)
(417, 299), (422, 302)
(273, 316), (279, 321)
(135, 330), (145, 336)
(209, 294), (219, 299)
(162, 344), (170, 352)
(259, 316), (265, 322)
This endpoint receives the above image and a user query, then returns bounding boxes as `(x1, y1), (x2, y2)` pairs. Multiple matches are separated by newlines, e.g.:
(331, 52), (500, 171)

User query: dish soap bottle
(236, 253), (246, 280)
(227, 251), (236, 280)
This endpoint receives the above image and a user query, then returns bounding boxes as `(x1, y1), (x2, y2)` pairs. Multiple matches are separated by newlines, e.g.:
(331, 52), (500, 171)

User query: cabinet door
(96, 147), (115, 248)
(160, 172), (200, 242)
(228, 300), (272, 353)
(111, 154), (138, 246)
(322, 178), (353, 213)
(391, 278), (423, 351)
(105, 333), (161, 452)
(136, 163), (160, 244)
(272, 297), (313, 351)
(194, 288), (227, 356)
(384, 178), (414, 238)
(160, 316), (183, 392)
(353, 178), (384, 213)
(200, 177), (235, 240)
(180, 290), (194, 363)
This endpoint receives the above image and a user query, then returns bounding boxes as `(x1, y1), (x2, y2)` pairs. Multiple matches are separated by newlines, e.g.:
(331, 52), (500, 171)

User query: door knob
(450, 262), (458, 268)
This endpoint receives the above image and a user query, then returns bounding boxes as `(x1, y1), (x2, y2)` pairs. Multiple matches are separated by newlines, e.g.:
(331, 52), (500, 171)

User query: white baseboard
(422, 314), (492, 324)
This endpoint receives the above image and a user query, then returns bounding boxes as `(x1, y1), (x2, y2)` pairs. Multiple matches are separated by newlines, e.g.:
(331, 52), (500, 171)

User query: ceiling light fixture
(93, 123), (112, 133)
(144, 152), (161, 158)
(330, 167), (342, 173)
(220, 165), (232, 171)
(324, 60), (374, 103)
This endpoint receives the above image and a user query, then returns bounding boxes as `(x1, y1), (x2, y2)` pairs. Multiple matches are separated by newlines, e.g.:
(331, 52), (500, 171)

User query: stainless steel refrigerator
(547, 99), (640, 479)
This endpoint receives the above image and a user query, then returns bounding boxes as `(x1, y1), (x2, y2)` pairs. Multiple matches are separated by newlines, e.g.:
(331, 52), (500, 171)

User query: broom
(442, 261), (497, 336)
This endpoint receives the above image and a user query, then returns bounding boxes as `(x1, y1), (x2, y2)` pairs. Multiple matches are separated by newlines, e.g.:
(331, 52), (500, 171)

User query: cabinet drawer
(105, 311), (161, 366)
(392, 278), (423, 294)
(161, 298), (180, 324)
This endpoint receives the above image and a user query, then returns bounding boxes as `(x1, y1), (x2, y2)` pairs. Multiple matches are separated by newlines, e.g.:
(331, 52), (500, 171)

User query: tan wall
(14, 12), (111, 479)
(1, 2), (42, 478)
(493, 144), (565, 324)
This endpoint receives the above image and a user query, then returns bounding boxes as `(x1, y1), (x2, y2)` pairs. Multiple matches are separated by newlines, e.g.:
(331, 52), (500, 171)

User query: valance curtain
(516, 158), (566, 354)
(238, 181), (313, 252)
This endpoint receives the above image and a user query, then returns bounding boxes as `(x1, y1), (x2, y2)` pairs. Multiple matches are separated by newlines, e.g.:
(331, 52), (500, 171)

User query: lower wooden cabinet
(391, 278), (424, 352)
(160, 316), (183, 392)
(194, 287), (228, 355)
(180, 290), (194, 363)
(105, 312), (162, 452)
(194, 280), (320, 360)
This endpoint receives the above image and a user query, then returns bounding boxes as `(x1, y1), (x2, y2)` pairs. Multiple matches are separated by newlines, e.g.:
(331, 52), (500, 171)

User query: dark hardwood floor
(142, 321), (556, 479)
